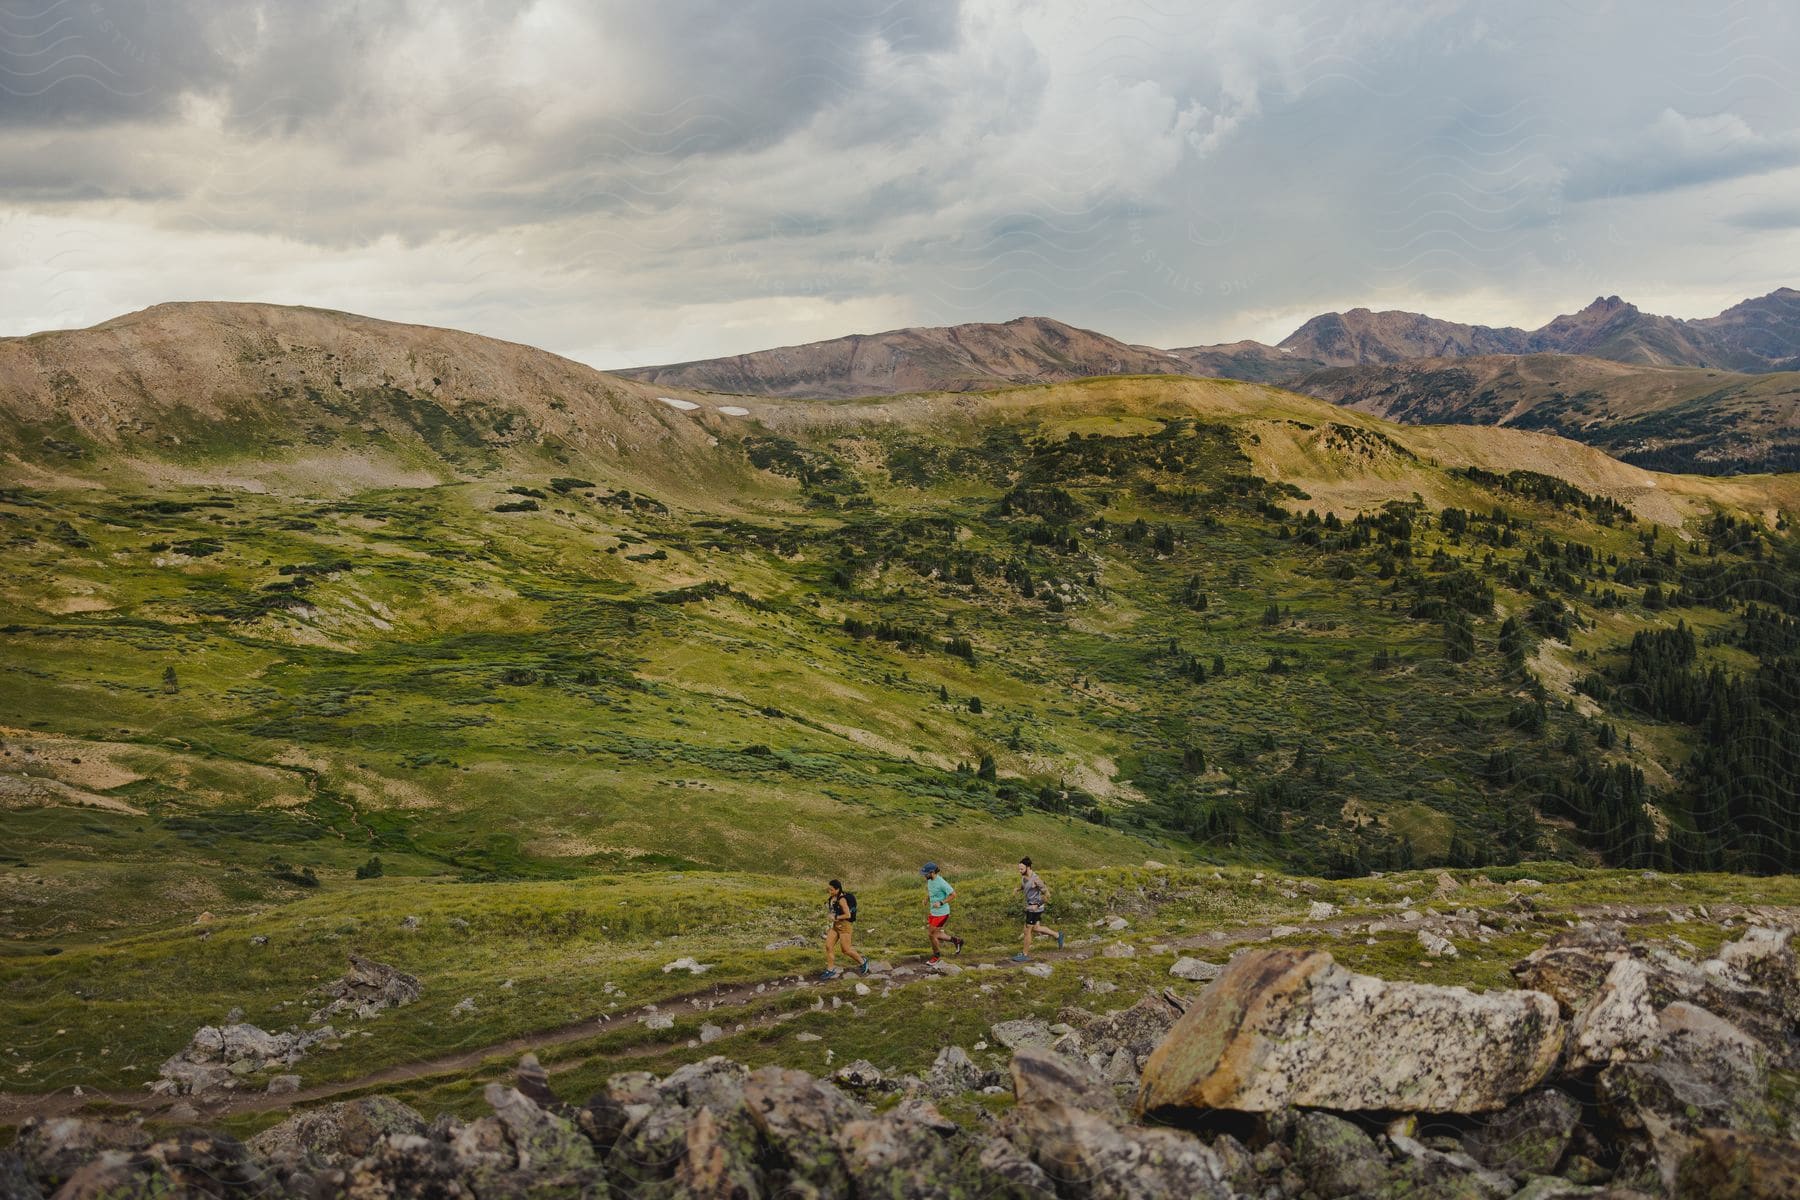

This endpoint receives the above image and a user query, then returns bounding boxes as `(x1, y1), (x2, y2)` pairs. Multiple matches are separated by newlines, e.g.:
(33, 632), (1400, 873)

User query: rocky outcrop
(308, 954), (422, 1023)
(1136, 948), (1564, 1114)
(153, 1022), (338, 1096)
(18, 922), (1799, 1200)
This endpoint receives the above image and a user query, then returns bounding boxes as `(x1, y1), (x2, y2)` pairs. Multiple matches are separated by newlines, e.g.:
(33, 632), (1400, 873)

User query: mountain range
(618, 290), (1800, 473)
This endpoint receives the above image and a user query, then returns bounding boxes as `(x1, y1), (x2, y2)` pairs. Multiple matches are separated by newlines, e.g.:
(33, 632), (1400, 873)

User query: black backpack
(840, 892), (858, 922)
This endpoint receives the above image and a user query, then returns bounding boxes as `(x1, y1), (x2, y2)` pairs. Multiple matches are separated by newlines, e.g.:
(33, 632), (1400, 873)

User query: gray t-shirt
(1023, 871), (1047, 910)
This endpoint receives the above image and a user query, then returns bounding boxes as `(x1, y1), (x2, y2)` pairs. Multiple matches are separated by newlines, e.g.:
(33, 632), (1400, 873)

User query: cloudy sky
(2, 0), (1798, 367)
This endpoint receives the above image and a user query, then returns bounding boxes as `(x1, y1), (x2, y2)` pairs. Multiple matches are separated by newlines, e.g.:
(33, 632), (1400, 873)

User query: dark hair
(828, 879), (842, 892)
(1019, 856), (1032, 868)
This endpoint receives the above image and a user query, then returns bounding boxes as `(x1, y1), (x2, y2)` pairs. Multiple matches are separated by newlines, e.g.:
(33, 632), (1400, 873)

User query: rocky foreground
(6, 920), (1797, 1199)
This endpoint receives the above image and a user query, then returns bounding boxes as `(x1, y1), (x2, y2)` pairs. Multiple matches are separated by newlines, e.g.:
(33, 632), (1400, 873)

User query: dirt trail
(2, 900), (1787, 1127)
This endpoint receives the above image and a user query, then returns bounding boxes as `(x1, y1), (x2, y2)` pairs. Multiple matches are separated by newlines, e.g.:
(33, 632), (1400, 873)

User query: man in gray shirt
(1013, 856), (1064, 961)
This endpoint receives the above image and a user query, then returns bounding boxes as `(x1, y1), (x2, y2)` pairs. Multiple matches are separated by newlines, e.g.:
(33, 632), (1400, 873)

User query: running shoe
(953, 936), (966, 955)
(859, 958), (871, 976)
(1011, 953), (1029, 962)
(819, 969), (840, 980)
(926, 955), (941, 965)
(1057, 931), (1065, 949)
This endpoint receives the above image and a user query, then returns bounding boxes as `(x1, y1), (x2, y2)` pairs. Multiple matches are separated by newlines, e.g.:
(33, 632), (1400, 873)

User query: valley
(2, 304), (1796, 1193)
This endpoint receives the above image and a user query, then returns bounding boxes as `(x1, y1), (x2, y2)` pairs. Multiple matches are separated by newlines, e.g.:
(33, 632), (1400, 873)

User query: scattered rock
(1020, 961), (1053, 978)
(265, 1074), (301, 1095)
(764, 935), (809, 951)
(699, 1022), (724, 1044)
(1169, 956), (1222, 982)
(1101, 941), (1135, 958)
(309, 954), (422, 1023)
(832, 1060), (887, 1092)
(450, 996), (476, 1017)
(923, 1045), (1002, 1097)
(661, 956), (714, 974)
(1308, 900), (1340, 921)
(991, 1018), (1057, 1052)
(1137, 948), (1563, 1114)
(1418, 929), (1458, 957)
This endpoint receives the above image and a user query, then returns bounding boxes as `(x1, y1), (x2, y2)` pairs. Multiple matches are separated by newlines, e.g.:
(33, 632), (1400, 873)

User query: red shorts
(927, 914), (950, 928)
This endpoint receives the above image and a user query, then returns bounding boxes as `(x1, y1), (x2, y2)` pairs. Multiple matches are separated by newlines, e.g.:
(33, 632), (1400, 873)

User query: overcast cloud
(2, 0), (1797, 366)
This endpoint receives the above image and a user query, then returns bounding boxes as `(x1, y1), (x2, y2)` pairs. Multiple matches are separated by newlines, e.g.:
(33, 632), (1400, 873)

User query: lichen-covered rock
(923, 1045), (995, 1097)
(1009, 1046), (1125, 1120)
(1076, 995), (1182, 1068)
(476, 1082), (604, 1195)
(1460, 1086), (1581, 1176)
(50, 1131), (267, 1200)
(248, 1096), (428, 1168)
(1007, 1099), (1231, 1199)
(1136, 948), (1564, 1115)
(1512, 927), (1634, 1014)
(1168, 957), (1221, 982)
(836, 1098), (1054, 1199)
(1290, 1110), (1390, 1199)
(606, 1058), (759, 1197)
(1674, 1128), (1800, 1199)
(0, 1152), (41, 1200)
(744, 1064), (866, 1196)
(1384, 1132), (1515, 1199)
(12, 1117), (153, 1193)
(1568, 957), (1660, 1068)
(1599, 998), (1778, 1185)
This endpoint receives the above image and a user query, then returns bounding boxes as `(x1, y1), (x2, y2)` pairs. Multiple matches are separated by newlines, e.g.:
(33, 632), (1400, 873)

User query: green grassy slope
(2, 308), (1797, 1120)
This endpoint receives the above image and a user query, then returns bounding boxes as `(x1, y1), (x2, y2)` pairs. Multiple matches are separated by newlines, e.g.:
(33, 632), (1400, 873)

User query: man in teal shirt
(920, 862), (964, 963)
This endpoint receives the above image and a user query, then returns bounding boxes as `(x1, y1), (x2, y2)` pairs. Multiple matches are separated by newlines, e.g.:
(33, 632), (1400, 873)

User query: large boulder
(1136, 948), (1564, 1115)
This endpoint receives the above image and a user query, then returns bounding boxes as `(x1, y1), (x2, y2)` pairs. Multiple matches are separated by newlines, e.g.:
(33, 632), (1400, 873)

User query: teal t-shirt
(927, 875), (954, 916)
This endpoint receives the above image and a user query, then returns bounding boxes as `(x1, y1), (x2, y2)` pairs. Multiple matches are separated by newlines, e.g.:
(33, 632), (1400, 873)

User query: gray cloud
(1, 0), (1797, 365)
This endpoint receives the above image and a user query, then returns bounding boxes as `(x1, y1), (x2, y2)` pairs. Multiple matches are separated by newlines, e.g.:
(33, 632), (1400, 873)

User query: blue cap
(920, 862), (938, 875)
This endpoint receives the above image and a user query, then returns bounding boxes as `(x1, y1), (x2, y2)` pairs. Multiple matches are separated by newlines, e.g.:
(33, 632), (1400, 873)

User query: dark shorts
(928, 914), (950, 929)
(1024, 910), (1044, 925)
